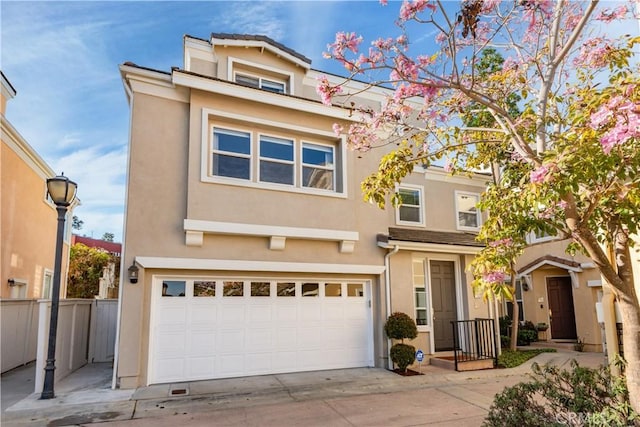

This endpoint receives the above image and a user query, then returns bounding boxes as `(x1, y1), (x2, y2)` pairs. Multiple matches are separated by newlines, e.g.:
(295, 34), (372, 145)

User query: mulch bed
(392, 368), (424, 376)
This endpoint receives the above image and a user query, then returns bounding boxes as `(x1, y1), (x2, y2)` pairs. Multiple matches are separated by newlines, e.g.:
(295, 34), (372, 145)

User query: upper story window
(212, 128), (251, 180)
(259, 135), (294, 185)
(396, 185), (424, 226)
(302, 143), (334, 191)
(206, 121), (343, 196)
(455, 191), (481, 231)
(235, 73), (286, 94)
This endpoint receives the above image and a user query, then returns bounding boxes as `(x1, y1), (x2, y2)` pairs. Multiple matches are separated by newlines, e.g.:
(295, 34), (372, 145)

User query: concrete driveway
(1, 349), (605, 426)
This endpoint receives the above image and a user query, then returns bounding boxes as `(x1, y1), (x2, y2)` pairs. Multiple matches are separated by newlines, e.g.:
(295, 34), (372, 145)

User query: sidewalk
(1, 349), (605, 426)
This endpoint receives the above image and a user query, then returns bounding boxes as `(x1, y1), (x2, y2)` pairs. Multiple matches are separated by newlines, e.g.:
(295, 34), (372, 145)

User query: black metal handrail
(451, 318), (498, 371)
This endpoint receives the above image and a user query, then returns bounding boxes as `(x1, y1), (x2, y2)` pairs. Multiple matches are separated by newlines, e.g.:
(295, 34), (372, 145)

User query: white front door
(148, 278), (373, 384)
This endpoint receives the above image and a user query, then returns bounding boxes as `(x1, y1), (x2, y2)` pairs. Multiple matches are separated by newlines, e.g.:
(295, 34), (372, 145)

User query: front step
(429, 353), (496, 371)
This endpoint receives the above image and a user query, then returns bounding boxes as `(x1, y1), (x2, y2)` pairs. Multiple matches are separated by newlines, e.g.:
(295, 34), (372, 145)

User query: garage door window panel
(347, 283), (364, 297)
(223, 281), (244, 296)
(251, 282), (271, 297)
(162, 281), (186, 297)
(194, 281), (216, 297)
(277, 282), (295, 297)
(325, 283), (342, 297)
(302, 283), (319, 297)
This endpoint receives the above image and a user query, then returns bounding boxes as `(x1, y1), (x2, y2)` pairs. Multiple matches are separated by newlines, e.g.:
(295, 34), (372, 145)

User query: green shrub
(390, 343), (416, 372)
(500, 335), (510, 349)
(384, 312), (418, 342)
(498, 316), (512, 336)
(498, 349), (556, 368)
(517, 329), (538, 346)
(520, 320), (537, 332)
(483, 359), (638, 426)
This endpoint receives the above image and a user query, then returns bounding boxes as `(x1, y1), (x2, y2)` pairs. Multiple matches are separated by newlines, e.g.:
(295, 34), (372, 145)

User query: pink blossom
(379, 0), (388, 5)
(483, 271), (506, 284)
(595, 5), (628, 22)
(315, 75), (343, 106)
(444, 158), (453, 173)
(332, 123), (343, 136)
(481, 0), (500, 13)
(435, 31), (447, 44)
(399, 0), (436, 22)
(589, 94), (640, 154)
(489, 238), (513, 248)
(530, 164), (549, 184)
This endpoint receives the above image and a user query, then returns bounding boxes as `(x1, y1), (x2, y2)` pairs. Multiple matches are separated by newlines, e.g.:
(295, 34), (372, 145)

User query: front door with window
(431, 260), (457, 351)
(547, 277), (577, 339)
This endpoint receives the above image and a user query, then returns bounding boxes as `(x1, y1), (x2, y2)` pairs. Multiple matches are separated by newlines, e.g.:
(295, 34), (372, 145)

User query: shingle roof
(379, 227), (485, 247)
(210, 33), (312, 65)
(517, 255), (581, 275)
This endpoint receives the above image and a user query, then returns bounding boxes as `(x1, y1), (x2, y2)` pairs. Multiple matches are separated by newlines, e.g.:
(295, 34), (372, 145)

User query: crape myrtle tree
(318, 0), (640, 410)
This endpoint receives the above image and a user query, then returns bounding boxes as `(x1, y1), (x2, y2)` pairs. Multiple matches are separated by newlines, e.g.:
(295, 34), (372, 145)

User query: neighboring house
(512, 233), (640, 353)
(71, 235), (122, 299)
(115, 33), (499, 388)
(1, 71), (74, 299)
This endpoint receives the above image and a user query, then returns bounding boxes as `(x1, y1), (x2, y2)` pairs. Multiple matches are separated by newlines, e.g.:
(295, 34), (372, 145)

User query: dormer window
(235, 73), (285, 94)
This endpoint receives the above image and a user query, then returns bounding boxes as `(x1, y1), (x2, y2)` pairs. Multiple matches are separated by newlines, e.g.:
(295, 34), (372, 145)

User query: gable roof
(517, 255), (582, 276)
(379, 227), (484, 247)
(209, 33), (312, 68)
(72, 235), (122, 256)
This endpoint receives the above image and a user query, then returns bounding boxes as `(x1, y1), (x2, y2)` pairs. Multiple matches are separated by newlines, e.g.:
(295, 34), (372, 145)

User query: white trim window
(212, 128), (251, 180)
(455, 191), (481, 231)
(259, 135), (294, 185)
(505, 278), (525, 321)
(397, 186), (424, 226)
(235, 73), (286, 94)
(528, 230), (556, 244)
(412, 259), (429, 327)
(302, 142), (334, 191)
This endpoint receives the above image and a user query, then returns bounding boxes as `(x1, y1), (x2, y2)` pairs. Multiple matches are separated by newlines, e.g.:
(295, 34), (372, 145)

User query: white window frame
(527, 230), (556, 244)
(503, 278), (525, 321)
(234, 72), (286, 94)
(258, 133), (295, 186)
(300, 141), (336, 192)
(211, 126), (252, 182)
(455, 191), (481, 231)
(396, 184), (425, 226)
(43, 269), (54, 299)
(228, 57), (294, 95)
(201, 109), (347, 198)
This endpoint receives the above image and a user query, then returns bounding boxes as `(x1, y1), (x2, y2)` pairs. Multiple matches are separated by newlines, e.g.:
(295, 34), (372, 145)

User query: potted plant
(574, 338), (585, 352)
(536, 322), (549, 331)
(384, 312), (418, 374)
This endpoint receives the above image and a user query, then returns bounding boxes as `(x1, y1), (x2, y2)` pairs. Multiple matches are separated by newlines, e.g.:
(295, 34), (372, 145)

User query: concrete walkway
(1, 349), (606, 426)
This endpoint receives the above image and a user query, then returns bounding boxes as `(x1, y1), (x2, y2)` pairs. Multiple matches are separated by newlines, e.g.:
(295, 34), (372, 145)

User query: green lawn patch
(498, 348), (557, 368)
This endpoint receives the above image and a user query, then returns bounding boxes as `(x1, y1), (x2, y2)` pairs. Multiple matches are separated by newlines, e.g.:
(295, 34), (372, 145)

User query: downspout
(384, 245), (400, 370)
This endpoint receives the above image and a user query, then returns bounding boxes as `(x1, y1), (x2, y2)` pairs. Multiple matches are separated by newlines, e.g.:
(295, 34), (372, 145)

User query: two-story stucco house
(115, 33), (496, 388)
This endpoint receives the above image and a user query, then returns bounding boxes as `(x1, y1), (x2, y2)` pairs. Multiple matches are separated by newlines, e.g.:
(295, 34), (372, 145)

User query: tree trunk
(618, 297), (640, 415)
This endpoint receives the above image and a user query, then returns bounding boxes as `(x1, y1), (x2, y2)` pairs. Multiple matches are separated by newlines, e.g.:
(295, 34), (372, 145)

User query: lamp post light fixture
(41, 174), (77, 400)
(128, 263), (139, 284)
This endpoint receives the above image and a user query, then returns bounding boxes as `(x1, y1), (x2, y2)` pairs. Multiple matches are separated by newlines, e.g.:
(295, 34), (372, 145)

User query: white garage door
(148, 278), (373, 384)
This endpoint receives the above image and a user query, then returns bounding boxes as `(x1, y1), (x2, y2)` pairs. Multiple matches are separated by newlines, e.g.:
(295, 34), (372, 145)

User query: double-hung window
(212, 128), (251, 180)
(455, 191), (481, 231)
(302, 143), (334, 191)
(259, 135), (294, 185)
(397, 186), (424, 225)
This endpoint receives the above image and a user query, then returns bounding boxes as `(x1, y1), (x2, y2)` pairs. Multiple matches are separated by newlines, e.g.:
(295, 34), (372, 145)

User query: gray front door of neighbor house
(431, 260), (457, 351)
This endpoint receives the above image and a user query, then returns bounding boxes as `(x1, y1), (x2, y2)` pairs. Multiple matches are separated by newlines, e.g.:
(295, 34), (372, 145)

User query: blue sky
(1, 1), (637, 242)
(2, 0), (406, 242)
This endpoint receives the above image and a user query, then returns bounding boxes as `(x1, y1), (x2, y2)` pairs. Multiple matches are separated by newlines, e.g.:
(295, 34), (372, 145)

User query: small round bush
(384, 312), (418, 341)
(390, 343), (416, 372)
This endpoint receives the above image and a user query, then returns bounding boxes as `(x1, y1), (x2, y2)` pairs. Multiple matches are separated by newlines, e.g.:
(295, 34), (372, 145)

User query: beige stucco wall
(1, 125), (62, 299)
